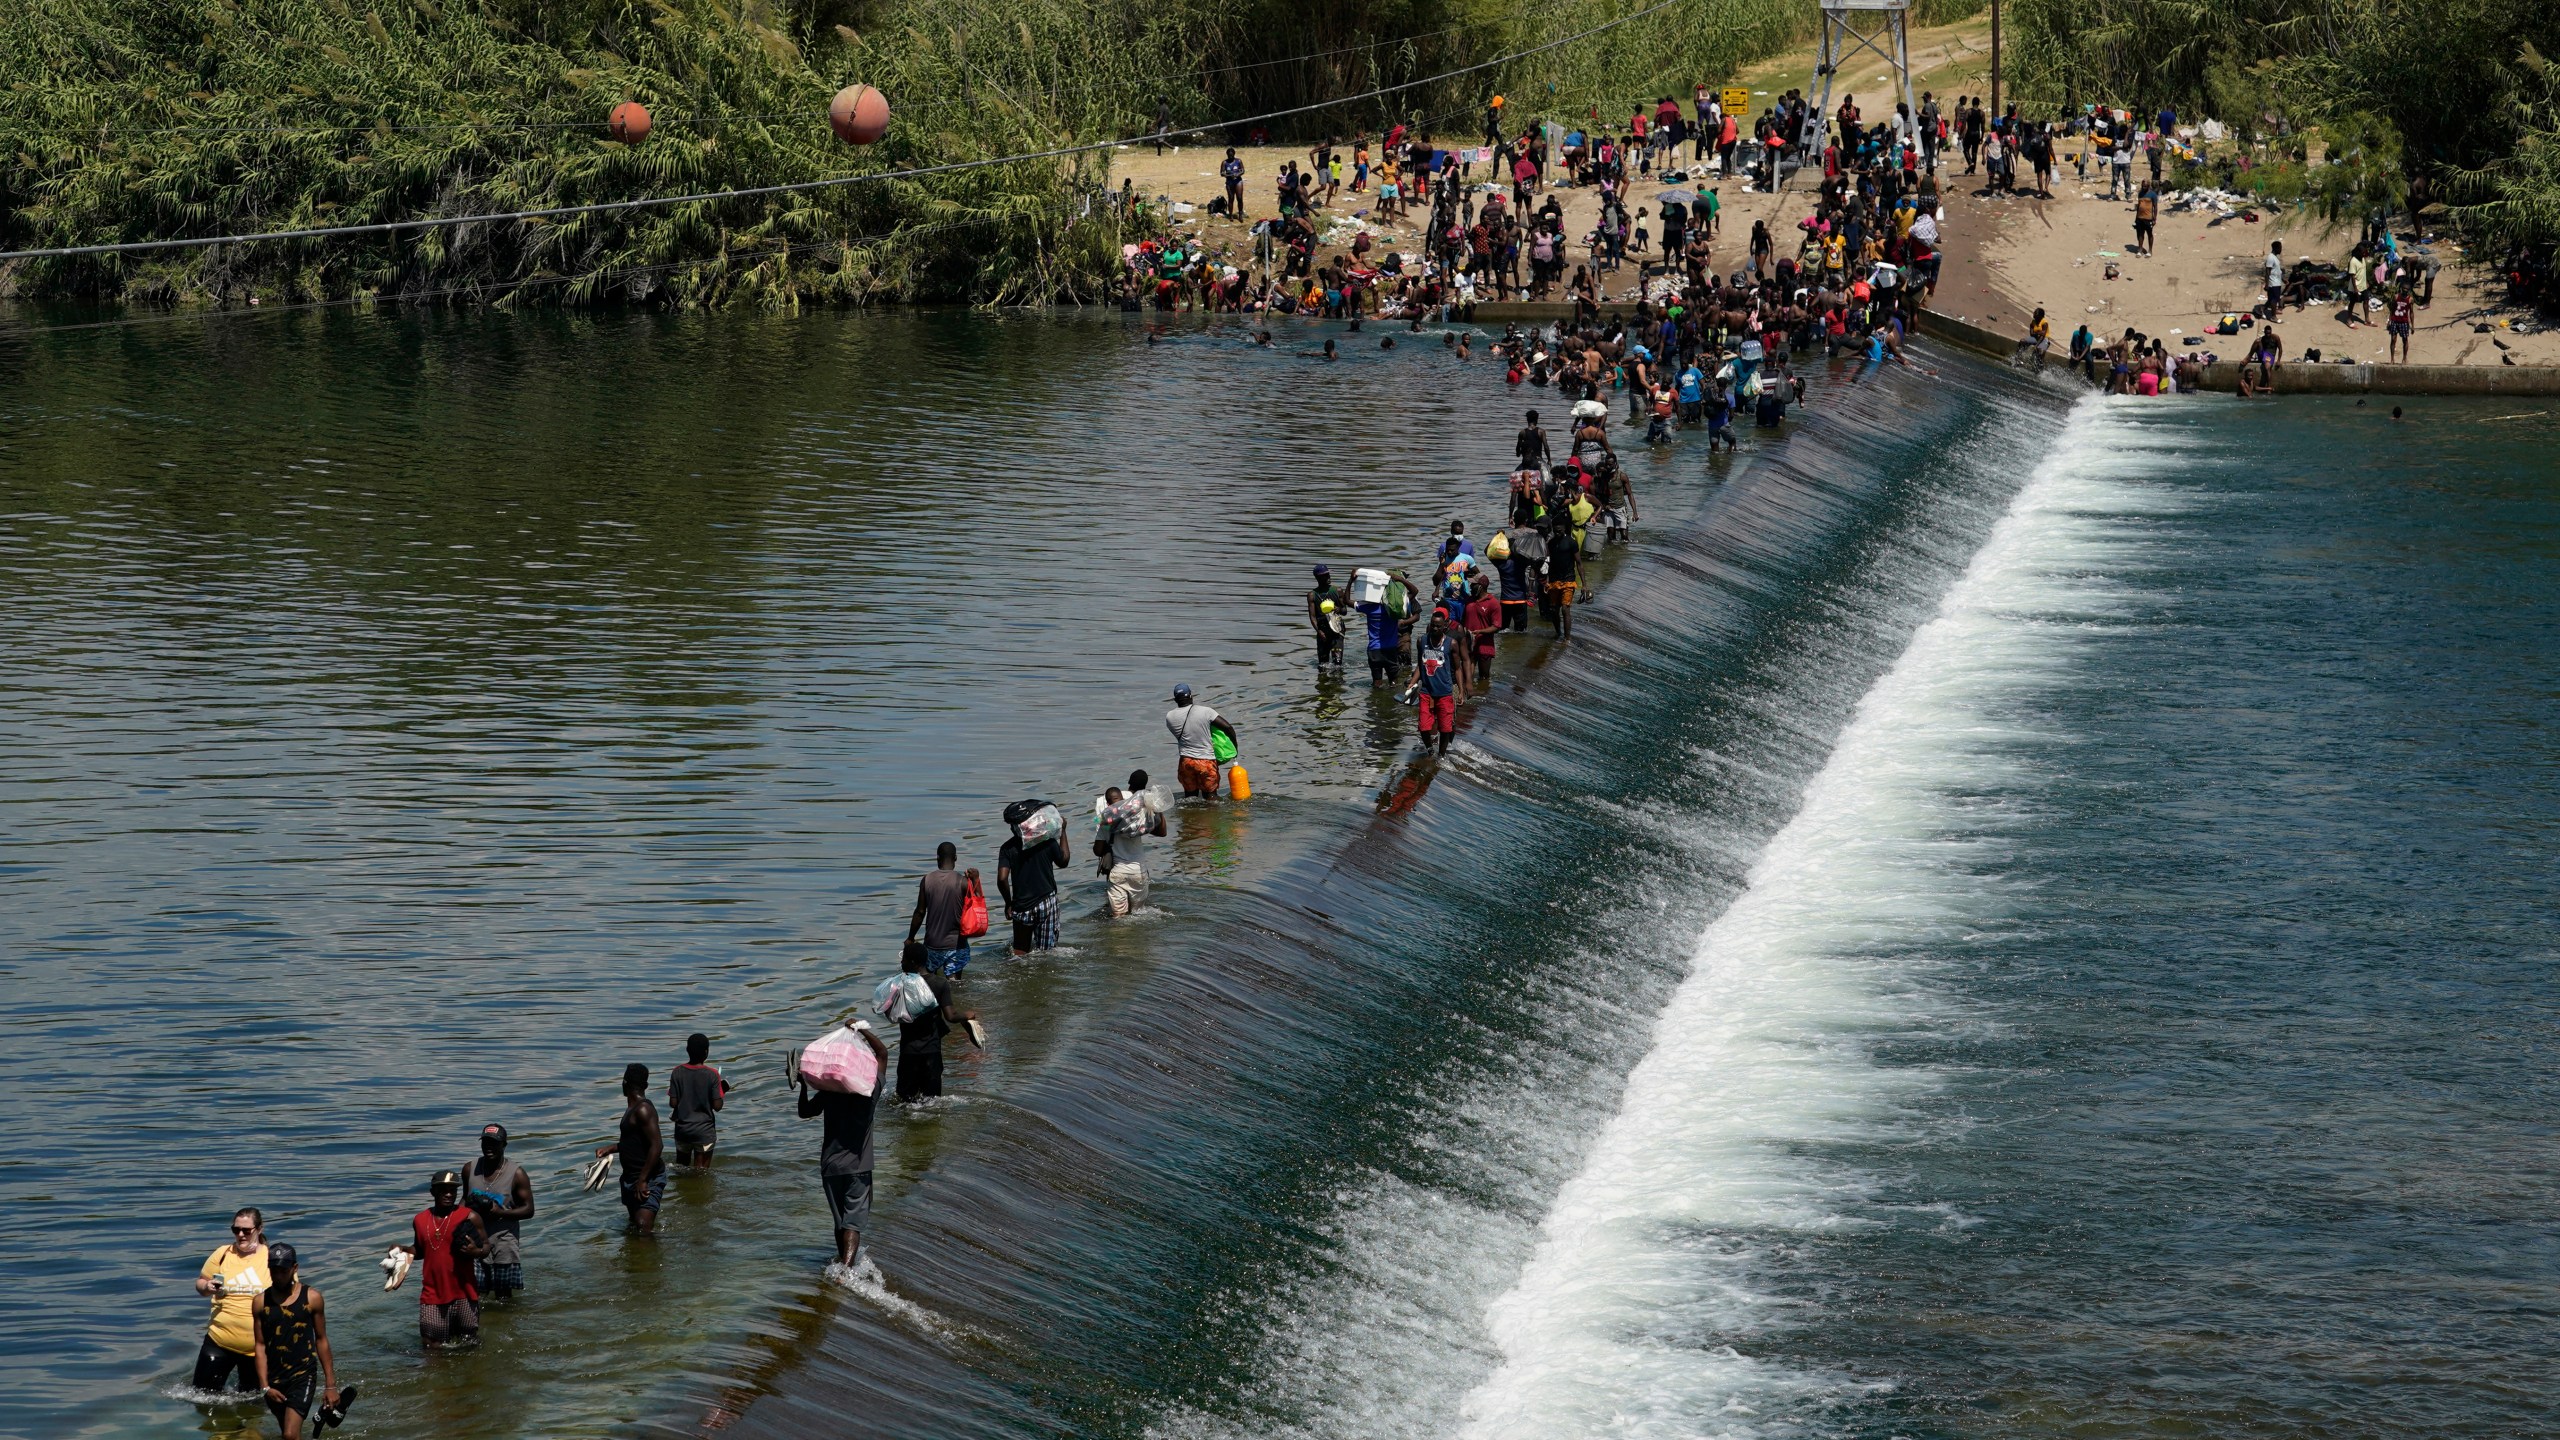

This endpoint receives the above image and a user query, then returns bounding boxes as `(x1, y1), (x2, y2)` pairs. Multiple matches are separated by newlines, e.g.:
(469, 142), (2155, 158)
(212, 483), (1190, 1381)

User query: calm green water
(6, 310), (2553, 1440)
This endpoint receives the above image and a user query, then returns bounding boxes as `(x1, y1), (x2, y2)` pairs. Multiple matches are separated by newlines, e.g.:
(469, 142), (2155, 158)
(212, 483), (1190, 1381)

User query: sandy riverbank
(1938, 170), (2560, 368)
(1107, 13), (2554, 370)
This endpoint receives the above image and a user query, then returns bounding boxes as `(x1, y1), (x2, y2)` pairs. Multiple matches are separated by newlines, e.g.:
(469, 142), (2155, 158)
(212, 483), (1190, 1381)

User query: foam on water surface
(1457, 402), (2152, 1437)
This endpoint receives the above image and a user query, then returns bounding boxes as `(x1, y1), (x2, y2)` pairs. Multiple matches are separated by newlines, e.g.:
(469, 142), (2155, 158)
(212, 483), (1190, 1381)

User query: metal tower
(1808, 0), (1915, 135)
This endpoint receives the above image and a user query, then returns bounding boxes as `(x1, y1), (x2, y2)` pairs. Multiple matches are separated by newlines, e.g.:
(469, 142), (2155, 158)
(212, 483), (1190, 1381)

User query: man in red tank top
(397, 1171), (488, 1346)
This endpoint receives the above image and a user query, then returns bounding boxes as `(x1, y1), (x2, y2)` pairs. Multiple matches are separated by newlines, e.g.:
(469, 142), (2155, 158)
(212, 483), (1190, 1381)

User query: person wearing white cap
(391, 1171), (488, 1346)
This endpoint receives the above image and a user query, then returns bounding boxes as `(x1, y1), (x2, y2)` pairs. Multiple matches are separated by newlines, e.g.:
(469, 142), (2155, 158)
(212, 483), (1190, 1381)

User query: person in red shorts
(1407, 610), (1470, 755)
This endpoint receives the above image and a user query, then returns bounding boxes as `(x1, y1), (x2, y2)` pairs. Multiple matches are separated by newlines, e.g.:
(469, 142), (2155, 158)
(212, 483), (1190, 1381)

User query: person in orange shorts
(1542, 508), (1582, 639)
(1164, 684), (1237, 797)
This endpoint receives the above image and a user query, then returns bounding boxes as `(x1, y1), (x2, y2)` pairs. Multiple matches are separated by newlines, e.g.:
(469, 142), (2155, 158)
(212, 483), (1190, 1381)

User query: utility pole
(1989, 0), (2002, 117)
(1807, 0), (1915, 139)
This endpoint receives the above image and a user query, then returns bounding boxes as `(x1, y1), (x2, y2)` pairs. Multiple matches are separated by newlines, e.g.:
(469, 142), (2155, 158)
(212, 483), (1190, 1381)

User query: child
(1353, 143), (1370, 193)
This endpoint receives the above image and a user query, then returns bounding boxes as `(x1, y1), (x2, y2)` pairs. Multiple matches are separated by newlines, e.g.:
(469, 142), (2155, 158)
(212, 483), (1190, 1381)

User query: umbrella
(1656, 190), (1696, 205)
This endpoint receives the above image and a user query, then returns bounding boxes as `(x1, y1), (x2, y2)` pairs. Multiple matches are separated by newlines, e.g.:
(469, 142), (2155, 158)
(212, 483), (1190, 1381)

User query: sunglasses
(231, 1226), (258, 1236)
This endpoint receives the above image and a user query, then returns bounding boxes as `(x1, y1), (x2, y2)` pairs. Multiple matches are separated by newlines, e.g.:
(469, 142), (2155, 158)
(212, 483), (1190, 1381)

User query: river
(2, 309), (2551, 1439)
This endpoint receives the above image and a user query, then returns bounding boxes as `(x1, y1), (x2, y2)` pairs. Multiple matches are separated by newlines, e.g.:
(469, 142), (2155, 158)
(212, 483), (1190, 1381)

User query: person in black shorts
(251, 1243), (354, 1438)
(997, 810), (1070, 957)
(192, 1207), (270, 1397)
(595, 1064), (665, 1235)
(796, 1023), (889, 1268)
(667, 1035), (727, 1170)
(1306, 564), (1345, 666)
(893, 941), (970, 1101)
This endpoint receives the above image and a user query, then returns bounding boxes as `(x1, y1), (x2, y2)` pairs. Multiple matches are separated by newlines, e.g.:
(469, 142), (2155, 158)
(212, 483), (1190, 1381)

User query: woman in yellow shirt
(193, 1207), (270, 1394)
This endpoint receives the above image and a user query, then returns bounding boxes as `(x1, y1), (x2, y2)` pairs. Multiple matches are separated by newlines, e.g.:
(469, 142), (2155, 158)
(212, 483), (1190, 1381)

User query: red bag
(960, 873), (990, 940)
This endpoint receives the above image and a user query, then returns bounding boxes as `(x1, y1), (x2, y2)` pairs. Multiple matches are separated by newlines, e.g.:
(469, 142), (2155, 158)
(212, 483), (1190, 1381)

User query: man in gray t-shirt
(1164, 683), (1238, 798)
(668, 1032), (727, 1169)
(905, 841), (975, 976)
(460, 1123), (534, 1299)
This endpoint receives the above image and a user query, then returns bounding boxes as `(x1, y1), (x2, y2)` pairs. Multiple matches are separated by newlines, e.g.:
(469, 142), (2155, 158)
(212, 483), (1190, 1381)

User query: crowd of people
(1118, 81), (1960, 340)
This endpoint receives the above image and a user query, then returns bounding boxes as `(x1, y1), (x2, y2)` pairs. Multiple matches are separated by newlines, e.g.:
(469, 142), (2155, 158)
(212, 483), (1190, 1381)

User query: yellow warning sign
(1722, 86), (1752, 116)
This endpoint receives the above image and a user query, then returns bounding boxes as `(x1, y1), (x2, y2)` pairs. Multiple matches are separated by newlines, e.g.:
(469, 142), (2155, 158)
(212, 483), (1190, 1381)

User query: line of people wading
(174, 191), (1871, 1429)
(177, 698), (1258, 1431)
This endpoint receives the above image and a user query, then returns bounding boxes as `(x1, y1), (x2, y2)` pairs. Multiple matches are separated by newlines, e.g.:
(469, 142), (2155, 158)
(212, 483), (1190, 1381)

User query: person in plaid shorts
(998, 810), (1072, 956)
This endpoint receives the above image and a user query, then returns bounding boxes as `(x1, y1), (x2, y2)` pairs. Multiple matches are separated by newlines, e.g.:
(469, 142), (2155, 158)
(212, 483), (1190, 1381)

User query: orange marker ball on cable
(828, 85), (890, 145)
(608, 101), (652, 144)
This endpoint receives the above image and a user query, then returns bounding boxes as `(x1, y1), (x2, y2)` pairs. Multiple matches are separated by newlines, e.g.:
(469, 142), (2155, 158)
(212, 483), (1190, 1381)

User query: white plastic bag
(1016, 803), (1063, 845)
(872, 973), (939, 1027)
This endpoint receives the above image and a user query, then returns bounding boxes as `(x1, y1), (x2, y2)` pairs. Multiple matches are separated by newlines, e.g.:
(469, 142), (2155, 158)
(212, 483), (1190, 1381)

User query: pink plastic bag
(797, 1025), (880, 1097)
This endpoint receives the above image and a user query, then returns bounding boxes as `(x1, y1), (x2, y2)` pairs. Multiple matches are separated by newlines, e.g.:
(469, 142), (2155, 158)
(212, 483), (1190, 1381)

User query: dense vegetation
(2003, 0), (2560, 253)
(0, 0), (1892, 309)
(0, 0), (1176, 307)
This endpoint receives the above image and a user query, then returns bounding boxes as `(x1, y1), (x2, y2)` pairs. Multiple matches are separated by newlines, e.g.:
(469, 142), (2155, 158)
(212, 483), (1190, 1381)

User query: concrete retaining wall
(2189, 359), (2560, 396)
(1913, 306), (2560, 396)
(1466, 301), (2560, 396)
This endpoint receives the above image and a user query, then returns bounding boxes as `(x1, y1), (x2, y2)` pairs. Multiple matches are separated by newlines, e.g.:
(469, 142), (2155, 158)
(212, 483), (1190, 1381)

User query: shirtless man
(596, 1064), (666, 1236)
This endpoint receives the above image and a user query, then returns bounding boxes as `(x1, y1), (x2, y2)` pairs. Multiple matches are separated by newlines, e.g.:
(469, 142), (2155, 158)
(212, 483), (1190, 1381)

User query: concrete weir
(1450, 302), (2560, 397)
(1916, 308), (2560, 397)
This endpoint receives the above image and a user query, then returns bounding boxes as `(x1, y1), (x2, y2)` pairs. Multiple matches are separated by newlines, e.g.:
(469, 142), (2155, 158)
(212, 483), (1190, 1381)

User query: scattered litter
(2166, 186), (2276, 219)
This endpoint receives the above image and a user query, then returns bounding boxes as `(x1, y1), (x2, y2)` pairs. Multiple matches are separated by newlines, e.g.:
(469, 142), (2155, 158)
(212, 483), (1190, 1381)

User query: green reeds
(0, 0), (1826, 309)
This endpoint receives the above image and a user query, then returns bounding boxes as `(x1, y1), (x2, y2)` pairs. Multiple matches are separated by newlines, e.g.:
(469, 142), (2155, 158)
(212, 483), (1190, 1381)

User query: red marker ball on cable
(608, 101), (652, 144)
(829, 85), (890, 145)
